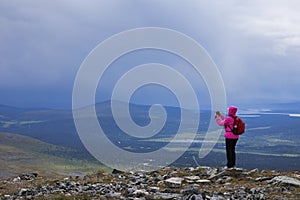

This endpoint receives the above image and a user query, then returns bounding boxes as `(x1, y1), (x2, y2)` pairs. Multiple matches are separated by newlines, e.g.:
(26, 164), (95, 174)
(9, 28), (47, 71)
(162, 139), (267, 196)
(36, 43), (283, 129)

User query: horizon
(1, 99), (300, 112)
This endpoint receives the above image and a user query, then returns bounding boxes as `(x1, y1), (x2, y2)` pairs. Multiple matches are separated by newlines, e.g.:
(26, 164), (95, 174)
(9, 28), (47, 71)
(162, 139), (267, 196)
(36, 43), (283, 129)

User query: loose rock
(165, 177), (184, 188)
(1, 167), (299, 199)
(268, 176), (300, 187)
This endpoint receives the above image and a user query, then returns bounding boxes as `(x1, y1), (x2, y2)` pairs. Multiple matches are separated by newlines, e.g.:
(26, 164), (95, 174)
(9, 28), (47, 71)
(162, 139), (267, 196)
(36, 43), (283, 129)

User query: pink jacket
(216, 106), (239, 139)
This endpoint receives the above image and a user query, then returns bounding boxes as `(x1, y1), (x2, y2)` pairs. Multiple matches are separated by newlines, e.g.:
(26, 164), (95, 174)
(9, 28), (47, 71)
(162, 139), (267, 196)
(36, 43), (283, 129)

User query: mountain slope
(0, 132), (103, 179)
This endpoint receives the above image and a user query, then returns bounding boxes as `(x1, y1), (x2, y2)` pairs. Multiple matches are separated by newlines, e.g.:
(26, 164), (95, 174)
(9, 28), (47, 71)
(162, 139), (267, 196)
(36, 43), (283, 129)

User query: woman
(215, 106), (239, 169)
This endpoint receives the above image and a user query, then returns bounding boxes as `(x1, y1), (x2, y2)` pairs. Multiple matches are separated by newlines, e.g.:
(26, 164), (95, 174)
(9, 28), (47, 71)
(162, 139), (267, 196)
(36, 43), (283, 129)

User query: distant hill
(270, 101), (300, 113)
(0, 103), (81, 147)
(0, 101), (184, 148)
(239, 101), (300, 113)
(0, 104), (28, 118)
(0, 132), (103, 179)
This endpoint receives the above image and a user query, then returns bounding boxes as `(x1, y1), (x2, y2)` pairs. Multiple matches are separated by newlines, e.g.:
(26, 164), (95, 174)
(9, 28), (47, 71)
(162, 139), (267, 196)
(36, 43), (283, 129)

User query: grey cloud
(0, 0), (300, 108)
(0, 0), (137, 88)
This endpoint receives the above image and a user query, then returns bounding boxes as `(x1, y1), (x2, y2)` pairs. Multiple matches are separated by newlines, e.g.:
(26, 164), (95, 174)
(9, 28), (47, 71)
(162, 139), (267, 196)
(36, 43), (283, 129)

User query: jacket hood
(228, 106), (237, 116)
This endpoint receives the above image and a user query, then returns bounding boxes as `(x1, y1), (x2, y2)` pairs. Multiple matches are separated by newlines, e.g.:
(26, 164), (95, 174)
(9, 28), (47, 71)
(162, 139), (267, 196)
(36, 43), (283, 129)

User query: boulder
(268, 176), (300, 187)
(165, 177), (184, 188)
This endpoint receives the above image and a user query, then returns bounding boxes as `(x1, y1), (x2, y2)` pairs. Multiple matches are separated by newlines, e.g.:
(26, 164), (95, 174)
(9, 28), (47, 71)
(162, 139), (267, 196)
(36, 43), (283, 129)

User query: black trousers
(225, 138), (238, 168)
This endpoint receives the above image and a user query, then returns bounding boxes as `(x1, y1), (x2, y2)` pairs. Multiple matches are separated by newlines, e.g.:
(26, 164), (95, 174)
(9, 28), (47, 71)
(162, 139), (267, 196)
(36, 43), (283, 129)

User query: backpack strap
(225, 115), (236, 133)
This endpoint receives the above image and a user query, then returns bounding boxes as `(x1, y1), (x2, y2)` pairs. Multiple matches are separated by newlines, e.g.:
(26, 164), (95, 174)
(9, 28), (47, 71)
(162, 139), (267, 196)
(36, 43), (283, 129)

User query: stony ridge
(0, 167), (299, 199)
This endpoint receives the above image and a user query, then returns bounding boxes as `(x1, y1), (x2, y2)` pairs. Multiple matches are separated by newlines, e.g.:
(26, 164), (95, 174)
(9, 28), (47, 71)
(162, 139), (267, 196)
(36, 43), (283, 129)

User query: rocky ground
(0, 167), (299, 200)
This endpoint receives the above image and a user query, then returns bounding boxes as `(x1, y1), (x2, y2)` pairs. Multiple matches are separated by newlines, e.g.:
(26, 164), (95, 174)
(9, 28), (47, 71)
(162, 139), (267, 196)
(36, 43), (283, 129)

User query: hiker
(215, 106), (239, 169)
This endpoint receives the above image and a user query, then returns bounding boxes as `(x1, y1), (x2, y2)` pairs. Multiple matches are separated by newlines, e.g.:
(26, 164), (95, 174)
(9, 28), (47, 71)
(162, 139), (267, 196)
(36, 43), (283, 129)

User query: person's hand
(215, 111), (221, 118)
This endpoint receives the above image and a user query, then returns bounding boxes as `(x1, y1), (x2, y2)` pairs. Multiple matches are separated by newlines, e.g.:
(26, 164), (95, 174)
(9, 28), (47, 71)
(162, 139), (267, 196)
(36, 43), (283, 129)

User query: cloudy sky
(1, 0), (300, 109)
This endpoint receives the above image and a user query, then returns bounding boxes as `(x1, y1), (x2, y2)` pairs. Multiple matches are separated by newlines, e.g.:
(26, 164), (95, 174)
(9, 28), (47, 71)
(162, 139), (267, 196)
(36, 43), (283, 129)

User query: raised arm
(215, 113), (226, 126)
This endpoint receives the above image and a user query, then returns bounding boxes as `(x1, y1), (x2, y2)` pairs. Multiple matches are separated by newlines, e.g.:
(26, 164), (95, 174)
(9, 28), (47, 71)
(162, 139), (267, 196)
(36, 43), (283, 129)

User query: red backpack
(228, 116), (245, 135)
